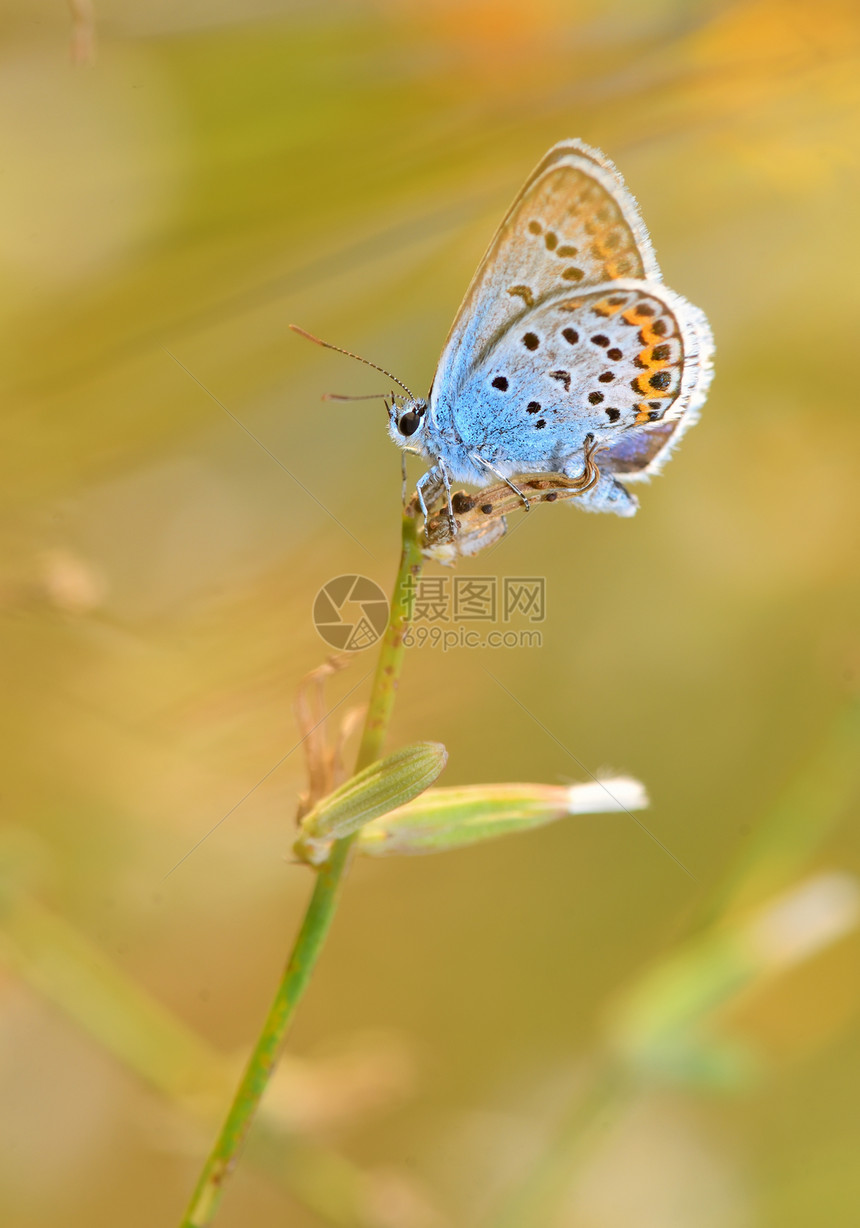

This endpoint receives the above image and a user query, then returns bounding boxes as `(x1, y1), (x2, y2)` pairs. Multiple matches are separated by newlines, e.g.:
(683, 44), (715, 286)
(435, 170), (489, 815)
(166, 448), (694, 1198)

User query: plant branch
(180, 509), (424, 1227)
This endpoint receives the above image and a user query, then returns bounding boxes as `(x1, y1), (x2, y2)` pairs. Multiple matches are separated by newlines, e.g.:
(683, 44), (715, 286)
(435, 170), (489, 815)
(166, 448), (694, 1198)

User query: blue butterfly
(296, 140), (713, 530)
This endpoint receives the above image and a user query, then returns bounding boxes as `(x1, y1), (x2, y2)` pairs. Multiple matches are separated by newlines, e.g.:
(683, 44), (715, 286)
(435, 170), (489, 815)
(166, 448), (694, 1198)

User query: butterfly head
(388, 398), (429, 448)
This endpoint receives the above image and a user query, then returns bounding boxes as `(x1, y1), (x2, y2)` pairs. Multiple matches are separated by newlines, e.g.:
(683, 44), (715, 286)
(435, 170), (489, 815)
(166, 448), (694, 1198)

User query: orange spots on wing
(591, 214), (638, 278)
(623, 304), (680, 420)
(591, 296), (626, 318)
(507, 284), (535, 307)
(638, 318), (669, 347)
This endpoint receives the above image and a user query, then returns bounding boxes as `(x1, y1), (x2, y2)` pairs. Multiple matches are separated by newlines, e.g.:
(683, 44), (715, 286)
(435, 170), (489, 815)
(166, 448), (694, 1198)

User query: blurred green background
(2, 1), (860, 1225)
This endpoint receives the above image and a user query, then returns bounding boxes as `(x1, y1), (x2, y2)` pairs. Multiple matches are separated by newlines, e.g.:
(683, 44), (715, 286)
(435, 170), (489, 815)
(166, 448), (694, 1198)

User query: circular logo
(313, 575), (389, 651)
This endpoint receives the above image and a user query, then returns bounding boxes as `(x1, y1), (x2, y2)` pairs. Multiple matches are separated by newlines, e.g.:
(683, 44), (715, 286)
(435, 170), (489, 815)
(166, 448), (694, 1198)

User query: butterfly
(295, 140), (713, 528)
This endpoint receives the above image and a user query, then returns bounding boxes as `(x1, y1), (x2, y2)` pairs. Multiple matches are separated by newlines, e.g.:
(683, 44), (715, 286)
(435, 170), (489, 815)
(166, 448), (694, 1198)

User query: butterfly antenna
(321, 392), (391, 402)
(290, 324), (415, 400)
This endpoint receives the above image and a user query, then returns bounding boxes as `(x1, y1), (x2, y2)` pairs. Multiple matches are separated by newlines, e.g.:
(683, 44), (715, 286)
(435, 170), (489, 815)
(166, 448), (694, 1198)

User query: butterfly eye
(397, 411), (422, 437)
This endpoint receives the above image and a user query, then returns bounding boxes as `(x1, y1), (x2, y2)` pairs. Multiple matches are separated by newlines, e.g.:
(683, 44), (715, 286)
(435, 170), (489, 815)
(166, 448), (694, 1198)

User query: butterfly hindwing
(450, 279), (713, 480)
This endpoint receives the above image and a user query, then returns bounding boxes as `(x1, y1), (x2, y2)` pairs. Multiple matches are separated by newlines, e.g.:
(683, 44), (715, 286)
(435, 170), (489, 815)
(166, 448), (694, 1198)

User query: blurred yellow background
(2, 1), (859, 1225)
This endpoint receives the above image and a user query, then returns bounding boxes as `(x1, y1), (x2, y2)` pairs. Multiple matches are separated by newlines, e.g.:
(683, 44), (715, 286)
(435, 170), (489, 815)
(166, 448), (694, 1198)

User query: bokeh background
(2, 1), (860, 1225)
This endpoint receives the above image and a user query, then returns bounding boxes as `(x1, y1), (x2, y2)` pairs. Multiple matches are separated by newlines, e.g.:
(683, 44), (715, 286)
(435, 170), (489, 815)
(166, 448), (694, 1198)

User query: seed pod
(295, 742), (448, 865)
(357, 777), (648, 856)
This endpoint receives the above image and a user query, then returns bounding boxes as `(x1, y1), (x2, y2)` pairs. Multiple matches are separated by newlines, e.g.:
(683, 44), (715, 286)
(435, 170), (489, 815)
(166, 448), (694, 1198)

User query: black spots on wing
(549, 370), (571, 392)
(648, 400), (663, 411)
(562, 327), (579, 344)
(591, 334), (609, 346)
(608, 293), (626, 306)
(528, 220), (542, 234)
(588, 391), (604, 405)
(562, 267), (584, 282)
(607, 347), (623, 361)
(544, 490), (558, 502)
(526, 401), (541, 414)
(481, 503), (494, 514)
(540, 231), (577, 257)
(648, 409), (662, 421)
(523, 332), (540, 351)
(650, 371), (671, 391)
(452, 492), (475, 513)
(651, 344), (671, 362)
(535, 419), (547, 429)
(605, 408), (620, 422)
(651, 319), (669, 337)
(492, 376), (509, 391)
(598, 372), (615, 383)
(636, 302), (656, 316)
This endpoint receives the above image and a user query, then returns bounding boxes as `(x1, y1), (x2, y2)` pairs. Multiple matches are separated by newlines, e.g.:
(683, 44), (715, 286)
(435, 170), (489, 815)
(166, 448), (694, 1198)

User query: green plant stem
(180, 510), (424, 1228)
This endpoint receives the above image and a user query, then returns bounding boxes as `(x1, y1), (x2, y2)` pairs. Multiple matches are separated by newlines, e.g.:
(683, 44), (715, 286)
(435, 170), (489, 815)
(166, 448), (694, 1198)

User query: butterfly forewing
(433, 140), (662, 401)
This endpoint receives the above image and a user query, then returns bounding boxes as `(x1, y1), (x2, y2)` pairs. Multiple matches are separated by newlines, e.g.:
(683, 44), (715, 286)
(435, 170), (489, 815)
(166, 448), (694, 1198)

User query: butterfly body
(388, 140), (714, 520)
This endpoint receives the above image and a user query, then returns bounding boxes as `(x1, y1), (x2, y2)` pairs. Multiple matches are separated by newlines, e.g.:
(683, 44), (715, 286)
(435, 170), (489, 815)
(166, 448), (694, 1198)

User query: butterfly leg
(416, 463), (457, 536)
(469, 452), (531, 512)
(415, 465), (444, 520)
(415, 472), (430, 520)
(569, 468), (638, 517)
(437, 456), (457, 536)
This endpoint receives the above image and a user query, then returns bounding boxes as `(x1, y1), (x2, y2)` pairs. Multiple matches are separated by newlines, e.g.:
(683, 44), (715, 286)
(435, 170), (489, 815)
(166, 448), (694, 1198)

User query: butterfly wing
(431, 140), (662, 404)
(448, 279), (713, 485)
(425, 141), (713, 508)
